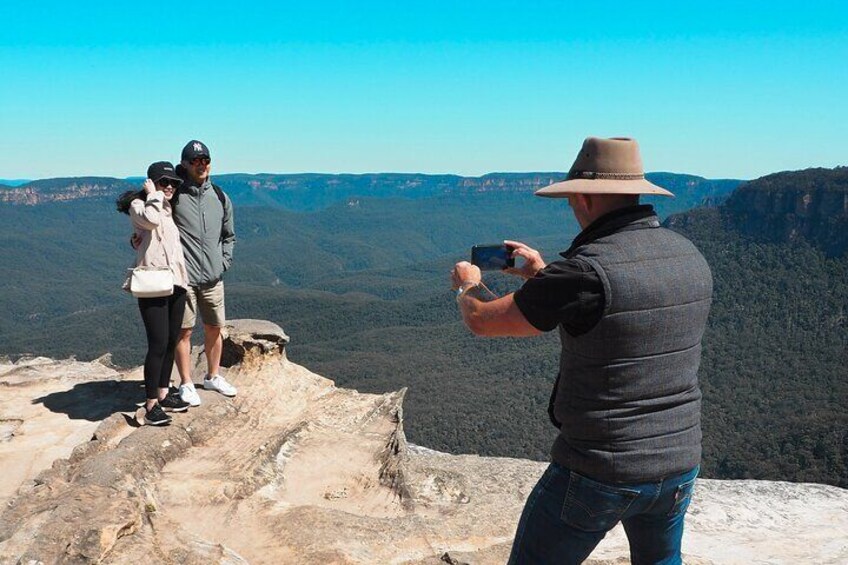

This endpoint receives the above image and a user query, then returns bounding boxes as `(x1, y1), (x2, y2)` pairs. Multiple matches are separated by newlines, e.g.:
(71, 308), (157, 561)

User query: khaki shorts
(182, 280), (226, 329)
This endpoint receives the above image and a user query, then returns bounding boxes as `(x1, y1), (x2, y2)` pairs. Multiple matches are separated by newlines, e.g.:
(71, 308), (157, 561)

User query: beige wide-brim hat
(535, 137), (674, 198)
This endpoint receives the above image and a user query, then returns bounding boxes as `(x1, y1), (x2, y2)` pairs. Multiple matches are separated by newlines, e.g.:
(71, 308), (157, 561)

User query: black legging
(138, 287), (187, 400)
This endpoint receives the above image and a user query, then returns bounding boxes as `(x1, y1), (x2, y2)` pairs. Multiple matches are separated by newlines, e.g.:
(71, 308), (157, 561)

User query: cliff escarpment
(0, 178), (135, 205)
(0, 172), (739, 211)
(1, 320), (846, 564)
(669, 167), (848, 257)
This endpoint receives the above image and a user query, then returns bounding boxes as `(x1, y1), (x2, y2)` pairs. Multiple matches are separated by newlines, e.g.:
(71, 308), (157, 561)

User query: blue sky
(1, 1), (846, 179)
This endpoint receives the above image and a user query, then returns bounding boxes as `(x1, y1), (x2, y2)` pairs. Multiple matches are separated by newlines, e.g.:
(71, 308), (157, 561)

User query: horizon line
(0, 169), (765, 186)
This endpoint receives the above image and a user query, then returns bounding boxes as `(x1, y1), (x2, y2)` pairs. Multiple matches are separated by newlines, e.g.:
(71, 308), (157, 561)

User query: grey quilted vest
(550, 215), (713, 483)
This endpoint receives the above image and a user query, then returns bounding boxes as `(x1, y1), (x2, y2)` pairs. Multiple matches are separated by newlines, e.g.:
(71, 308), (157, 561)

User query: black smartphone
(471, 243), (515, 271)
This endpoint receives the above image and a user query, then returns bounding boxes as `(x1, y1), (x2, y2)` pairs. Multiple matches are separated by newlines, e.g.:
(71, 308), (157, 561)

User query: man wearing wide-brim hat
(450, 137), (713, 564)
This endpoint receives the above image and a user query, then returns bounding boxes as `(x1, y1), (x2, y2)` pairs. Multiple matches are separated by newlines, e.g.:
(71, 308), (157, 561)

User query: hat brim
(152, 174), (183, 187)
(535, 178), (674, 198)
(183, 153), (210, 162)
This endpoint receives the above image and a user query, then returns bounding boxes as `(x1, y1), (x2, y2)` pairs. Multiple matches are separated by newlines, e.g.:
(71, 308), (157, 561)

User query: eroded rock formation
(1, 320), (846, 564)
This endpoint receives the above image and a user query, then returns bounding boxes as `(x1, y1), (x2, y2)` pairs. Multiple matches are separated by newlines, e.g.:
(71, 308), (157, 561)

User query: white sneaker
(203, 374), (237, 397)
(179, 383), (202, 407)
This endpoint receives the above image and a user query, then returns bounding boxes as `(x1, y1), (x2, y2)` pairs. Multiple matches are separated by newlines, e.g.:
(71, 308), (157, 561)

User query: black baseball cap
(146, 161), (183, 186)
(181, 139), (211, 161)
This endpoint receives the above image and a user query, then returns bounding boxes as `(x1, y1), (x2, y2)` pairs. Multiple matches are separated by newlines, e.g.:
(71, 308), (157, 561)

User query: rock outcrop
(1, 320), (846, 564)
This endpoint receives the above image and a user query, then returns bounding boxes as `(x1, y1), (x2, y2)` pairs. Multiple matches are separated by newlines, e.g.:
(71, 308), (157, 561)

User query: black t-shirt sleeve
(513, 257), (605, 336)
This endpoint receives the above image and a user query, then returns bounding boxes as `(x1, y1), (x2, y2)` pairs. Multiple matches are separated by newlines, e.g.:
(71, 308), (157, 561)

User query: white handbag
(128, 266), (174, 298)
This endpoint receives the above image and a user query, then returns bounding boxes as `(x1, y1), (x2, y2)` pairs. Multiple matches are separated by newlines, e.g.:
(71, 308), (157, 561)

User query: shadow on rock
(32, 380), (144, 421)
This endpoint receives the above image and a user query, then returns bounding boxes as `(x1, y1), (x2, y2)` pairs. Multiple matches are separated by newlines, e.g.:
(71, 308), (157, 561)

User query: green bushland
(1, 171), (844, 487)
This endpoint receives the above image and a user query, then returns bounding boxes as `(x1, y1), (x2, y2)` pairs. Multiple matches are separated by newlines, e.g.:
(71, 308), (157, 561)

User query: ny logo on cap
(193, 142), (203, 152)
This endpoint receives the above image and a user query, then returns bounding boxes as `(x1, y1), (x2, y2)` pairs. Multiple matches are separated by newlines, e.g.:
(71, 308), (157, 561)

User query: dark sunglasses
(190, 157), (211, 166)
(156, 179), (177, 189)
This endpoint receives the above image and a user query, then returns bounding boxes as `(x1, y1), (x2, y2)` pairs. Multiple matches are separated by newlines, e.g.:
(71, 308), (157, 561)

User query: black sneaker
(144, 404), (172, 426)
(159, 393), (190, 413)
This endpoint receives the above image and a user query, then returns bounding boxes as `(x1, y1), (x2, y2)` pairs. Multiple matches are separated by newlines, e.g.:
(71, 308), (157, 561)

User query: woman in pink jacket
(117, 162), (191, 425)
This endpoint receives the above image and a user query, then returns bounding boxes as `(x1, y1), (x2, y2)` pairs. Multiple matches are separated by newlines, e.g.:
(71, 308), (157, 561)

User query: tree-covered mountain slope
(0, 168), (843, 486)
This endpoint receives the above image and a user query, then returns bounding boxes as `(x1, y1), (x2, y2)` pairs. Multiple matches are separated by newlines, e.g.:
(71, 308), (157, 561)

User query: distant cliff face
(0, 172), (740, 211)
(0, 178), (134, 205)
(212, 171), (739, 211)
(723, 167), (848, 256)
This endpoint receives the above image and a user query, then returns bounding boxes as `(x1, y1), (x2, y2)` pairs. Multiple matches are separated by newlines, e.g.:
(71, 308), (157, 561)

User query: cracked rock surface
(1, 320), (846, 564)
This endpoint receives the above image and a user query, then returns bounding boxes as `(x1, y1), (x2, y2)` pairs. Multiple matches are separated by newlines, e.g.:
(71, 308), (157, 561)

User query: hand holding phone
(503, 240), (546, 279)
(471, 243), (515, 271)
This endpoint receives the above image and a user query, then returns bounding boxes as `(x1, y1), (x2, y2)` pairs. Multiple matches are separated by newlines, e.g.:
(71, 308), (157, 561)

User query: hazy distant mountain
(0, 179), (30, 187)
(0, 172), (741, 213)
(212, 171), (741, 213)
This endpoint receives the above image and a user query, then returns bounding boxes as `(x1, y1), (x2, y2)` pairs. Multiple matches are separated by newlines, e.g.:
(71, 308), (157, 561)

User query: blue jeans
(508, 463), (699, 565)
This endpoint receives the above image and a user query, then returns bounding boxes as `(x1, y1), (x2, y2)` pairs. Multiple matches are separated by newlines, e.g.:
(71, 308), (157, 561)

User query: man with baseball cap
(171, 139), (237, 406)
(450, 137), (712, 564)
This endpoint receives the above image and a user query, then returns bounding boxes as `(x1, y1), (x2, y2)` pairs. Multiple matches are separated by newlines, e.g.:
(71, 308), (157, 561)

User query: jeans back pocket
(667, 477), (697, 517)
(561, 471), (639, 532)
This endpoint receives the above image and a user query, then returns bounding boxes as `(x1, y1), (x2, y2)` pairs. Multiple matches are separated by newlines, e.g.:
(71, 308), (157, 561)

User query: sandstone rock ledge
(0, 320), (845, 564)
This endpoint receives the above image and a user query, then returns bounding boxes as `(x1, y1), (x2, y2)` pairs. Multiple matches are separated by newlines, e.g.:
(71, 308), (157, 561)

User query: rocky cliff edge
(1, 320), (845, 564)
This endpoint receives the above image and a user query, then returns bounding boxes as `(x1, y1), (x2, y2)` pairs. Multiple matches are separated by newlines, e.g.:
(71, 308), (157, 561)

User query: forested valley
(0, 169), (844, 487)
